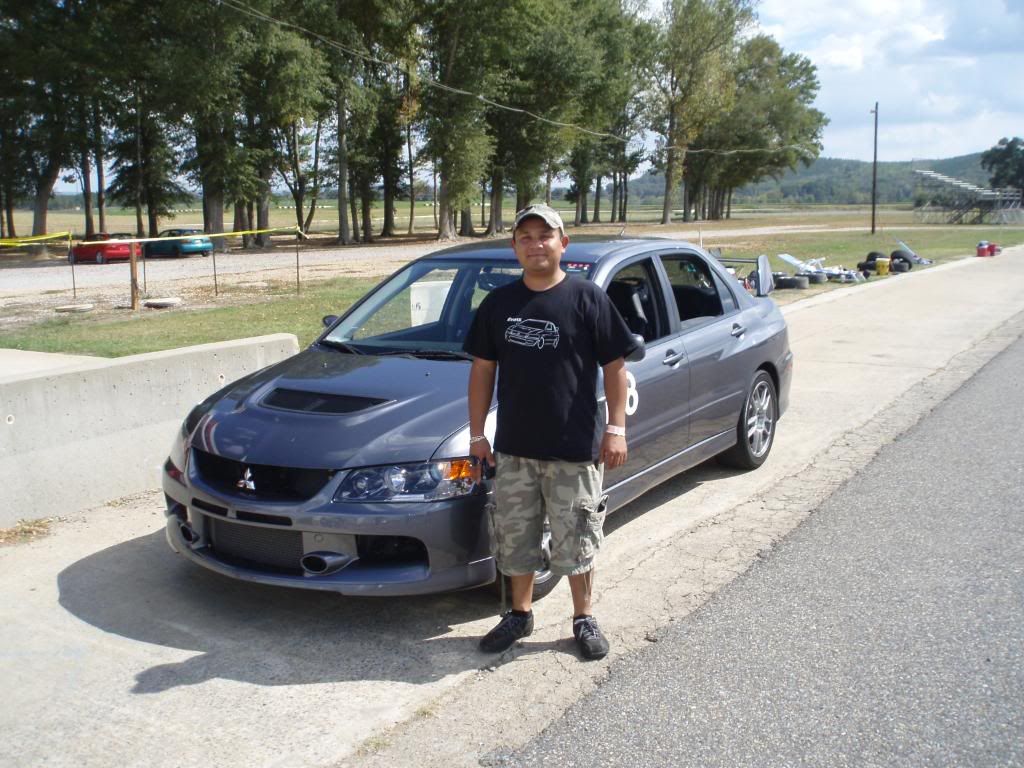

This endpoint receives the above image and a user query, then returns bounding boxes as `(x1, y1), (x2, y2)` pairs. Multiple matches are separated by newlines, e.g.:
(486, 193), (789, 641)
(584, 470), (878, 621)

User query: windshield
(324, 258), (591, 354)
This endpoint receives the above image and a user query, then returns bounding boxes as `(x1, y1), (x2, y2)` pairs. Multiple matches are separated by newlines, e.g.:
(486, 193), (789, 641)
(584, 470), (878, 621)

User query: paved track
(510, 335), (1024, 767)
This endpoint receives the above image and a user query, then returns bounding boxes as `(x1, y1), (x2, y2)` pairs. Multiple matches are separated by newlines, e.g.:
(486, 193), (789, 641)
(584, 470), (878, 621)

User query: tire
(892, 260), (910, 273)
(801, 272), (827, 284)
(865, 251), (886, 263)
(775, 276), (808, 289)
(491, 521), (563, 602)
(890, 250), (914, 270)
(718, 370), (777, 470)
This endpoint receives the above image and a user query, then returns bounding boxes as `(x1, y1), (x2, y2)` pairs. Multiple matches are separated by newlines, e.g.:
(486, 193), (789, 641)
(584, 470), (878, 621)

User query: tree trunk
(80, 154), (95, 239)
(92, 99), (106, 234)
(486, 170), (504, 236)
(620, 175), (629, 222)
(610, 172), (619, 225)
(437, 171), (456, 240)
(480, 186), (486, 228)
(727, 188), (733, 219)
(336, 86), (352, 244)
(592, 174), (602, 223)
(359, 178), (372, 243)
(380, 169), (396, 237)
(406, 122), (415, 235)
(303, 117), (323, 234)
(580, 183), (589, 225)
(432, 161), (439, 230)
(233, 200), (247, 246)
(30, 166), (56, 235)
(3, 185), (14, 238)
(133, 88), (146, 237)
(458, 206), (475, 236)
(348, 176), (360, 242)
(545, 166), (553, 205)
(256, 166), (271, 246)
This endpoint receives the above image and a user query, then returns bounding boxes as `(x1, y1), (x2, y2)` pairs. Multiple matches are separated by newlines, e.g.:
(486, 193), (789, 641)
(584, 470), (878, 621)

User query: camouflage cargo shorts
(487, 452), (607, 578)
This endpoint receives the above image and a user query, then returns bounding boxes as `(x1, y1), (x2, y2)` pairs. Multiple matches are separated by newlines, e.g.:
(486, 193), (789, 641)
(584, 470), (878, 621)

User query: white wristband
(469, 435), (489, 444)
(605, 425), (625, 436)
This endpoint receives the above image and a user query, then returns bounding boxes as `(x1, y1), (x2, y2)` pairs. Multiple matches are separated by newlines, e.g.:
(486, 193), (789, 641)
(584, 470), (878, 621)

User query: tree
(981, 137), (1024, 195)
(649, 0), (754, 224)
(422, 0), (506, 239)
(683, 35), (826, 220)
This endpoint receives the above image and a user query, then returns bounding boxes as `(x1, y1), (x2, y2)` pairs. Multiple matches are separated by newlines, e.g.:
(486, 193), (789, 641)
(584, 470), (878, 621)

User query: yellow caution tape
(76, 225), (302, 247)
(0, 231), (72, 247)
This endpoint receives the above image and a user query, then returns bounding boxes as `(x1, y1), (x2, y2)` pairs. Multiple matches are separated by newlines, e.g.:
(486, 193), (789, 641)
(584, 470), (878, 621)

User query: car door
(659, 252), (748, 447)
(598, 255), (690, 488)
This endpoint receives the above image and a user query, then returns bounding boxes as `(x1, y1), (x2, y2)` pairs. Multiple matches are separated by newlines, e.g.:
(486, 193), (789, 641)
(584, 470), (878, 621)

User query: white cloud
(755, 0), (1024, 160)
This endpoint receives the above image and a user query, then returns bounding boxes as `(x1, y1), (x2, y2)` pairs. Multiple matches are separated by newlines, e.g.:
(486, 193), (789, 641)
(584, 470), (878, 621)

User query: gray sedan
(161, 238), (792, 599)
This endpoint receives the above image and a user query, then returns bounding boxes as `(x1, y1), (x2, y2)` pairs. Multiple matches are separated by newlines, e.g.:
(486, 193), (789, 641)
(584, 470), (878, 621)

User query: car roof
(421, 235), (691, 266)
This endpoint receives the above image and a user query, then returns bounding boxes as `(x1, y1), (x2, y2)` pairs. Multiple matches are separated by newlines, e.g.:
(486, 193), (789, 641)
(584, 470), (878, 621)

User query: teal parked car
(144, 228), (213, 258)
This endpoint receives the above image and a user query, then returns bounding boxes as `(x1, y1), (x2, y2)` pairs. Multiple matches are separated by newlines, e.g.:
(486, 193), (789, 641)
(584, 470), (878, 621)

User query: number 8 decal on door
(606, 371), (640, 424)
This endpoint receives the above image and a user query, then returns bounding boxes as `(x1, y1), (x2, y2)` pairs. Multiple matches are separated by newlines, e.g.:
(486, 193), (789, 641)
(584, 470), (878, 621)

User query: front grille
(262, 388), (388, 414)
(192, 448), (334, 501)
(207, 516), (304, 574)
(356, 535), (428, 566)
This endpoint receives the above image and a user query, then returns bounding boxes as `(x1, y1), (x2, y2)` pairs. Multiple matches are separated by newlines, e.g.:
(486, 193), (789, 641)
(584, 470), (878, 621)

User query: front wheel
(718, 370), (777, 470)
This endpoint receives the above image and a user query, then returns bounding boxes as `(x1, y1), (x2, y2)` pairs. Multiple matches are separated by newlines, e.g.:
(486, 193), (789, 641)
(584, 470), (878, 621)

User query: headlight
(334, 459), (477, 502)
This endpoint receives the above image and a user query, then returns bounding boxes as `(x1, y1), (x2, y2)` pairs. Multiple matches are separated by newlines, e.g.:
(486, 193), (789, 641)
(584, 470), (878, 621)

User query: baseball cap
(513, 204), (565, 234)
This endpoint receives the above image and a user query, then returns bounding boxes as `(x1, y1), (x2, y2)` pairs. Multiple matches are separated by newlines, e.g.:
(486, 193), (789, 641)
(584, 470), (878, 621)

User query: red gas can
(988, 242), (1000, 256)
(977, 241), (990, 257)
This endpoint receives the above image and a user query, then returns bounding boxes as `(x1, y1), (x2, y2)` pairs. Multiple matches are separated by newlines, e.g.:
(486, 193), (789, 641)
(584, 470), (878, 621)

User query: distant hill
(625, 153), (991, 205)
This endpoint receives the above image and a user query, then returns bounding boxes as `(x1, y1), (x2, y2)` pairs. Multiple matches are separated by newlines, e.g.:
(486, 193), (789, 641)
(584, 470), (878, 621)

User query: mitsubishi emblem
(237, 467), (256, 491)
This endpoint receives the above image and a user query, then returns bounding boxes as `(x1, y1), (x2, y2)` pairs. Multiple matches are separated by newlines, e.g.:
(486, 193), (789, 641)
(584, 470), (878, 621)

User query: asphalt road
(507, 335), (1024, 766)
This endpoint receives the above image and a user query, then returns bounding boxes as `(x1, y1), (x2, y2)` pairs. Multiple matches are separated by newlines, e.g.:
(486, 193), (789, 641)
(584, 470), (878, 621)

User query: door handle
(731, 324), (746, 337)
(663, 349), (686, 366)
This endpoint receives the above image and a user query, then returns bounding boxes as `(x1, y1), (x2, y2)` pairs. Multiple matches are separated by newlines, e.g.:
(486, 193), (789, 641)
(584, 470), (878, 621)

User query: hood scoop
(262, 388), (390, 415)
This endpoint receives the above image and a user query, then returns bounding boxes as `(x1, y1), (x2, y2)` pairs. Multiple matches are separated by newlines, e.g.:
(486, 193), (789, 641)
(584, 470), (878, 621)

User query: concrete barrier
(0, 334), (300, 528)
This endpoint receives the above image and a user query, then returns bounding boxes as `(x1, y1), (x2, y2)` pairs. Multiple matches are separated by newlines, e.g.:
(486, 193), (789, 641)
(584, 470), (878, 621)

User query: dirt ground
(0, 221), (861, 332)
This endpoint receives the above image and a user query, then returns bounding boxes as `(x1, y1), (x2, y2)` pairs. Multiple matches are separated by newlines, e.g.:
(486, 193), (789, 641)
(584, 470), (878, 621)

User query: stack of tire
(858, 250), (913, 274)
(772, 269), (827, 289)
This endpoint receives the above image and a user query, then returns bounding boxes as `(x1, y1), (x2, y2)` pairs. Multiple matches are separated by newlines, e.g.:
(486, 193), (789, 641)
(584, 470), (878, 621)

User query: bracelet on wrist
(605, 424), (626, 436)
(469, 435), (488, 444)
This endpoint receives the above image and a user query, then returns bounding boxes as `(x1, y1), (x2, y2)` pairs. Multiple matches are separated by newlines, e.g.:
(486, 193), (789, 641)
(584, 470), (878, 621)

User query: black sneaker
(479, 610), (534, 653)
(573, 615), (609, 660)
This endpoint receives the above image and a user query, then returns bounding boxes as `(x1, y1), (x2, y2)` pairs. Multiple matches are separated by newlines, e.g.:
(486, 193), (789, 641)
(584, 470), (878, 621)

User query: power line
(213, 0), (817, 160)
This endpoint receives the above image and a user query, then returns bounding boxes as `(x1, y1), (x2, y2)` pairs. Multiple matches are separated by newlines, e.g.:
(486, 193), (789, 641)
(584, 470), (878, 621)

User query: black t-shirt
(463, 274), (638, 462)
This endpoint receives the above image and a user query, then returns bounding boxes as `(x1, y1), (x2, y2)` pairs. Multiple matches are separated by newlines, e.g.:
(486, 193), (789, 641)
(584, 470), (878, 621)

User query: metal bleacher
(914, 169), (1023, 224)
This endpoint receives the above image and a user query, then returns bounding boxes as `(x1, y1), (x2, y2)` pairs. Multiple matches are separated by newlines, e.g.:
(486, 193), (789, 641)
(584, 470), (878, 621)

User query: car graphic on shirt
(505, 319), (560, 349)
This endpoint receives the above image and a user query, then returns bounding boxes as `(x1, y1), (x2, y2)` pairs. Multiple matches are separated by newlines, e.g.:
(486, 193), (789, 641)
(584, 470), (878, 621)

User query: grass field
(8, 202), (918, 241)
(2, 209), (1021, 358)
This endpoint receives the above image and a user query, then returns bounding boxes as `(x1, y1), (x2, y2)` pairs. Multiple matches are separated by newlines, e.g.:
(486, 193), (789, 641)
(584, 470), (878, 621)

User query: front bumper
(162, 462), (495, 596)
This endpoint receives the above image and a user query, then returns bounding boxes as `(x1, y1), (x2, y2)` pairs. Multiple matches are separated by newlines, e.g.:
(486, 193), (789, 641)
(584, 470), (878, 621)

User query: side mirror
(322, 315), (338, 328)
(753, 254), (774, 297)
(626, 334), (645, 362)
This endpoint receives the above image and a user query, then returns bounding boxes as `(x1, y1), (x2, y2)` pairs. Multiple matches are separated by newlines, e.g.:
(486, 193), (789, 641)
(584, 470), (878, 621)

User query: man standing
(463, 203), (637, 660)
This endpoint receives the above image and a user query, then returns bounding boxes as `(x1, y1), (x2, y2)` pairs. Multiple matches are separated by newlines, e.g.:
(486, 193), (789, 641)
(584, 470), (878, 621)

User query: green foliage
(981, 137), (1024, 192)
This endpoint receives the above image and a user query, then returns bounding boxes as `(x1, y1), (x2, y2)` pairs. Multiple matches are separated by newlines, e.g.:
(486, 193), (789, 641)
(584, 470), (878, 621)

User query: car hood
(190, 346), (474, 469)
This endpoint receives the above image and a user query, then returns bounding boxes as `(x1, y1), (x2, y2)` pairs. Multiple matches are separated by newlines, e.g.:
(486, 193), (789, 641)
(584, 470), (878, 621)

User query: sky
(756, 0), (1024, 161)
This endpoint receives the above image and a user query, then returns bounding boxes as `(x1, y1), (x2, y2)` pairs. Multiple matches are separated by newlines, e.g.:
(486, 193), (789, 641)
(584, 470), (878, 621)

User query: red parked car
(69, 233), (139, 264)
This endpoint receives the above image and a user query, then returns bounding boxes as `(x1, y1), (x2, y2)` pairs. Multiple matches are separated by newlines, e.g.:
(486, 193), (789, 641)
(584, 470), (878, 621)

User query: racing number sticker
(625, 371), (639, 416)
(604, 370), (640, 423)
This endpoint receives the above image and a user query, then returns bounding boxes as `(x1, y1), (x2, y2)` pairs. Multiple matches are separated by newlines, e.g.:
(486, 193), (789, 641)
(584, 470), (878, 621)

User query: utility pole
(871, 102), (879, 235)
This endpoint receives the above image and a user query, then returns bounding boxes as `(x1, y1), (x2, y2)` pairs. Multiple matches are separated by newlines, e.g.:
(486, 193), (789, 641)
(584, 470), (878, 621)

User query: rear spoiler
(708, 249), (774, 297)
